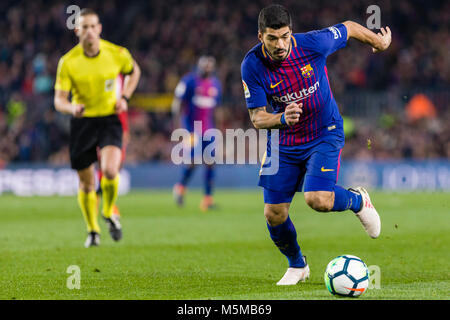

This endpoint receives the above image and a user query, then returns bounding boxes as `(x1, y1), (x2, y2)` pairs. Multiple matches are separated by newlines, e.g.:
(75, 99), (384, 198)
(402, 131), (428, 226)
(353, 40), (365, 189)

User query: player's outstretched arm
(248, 103), (302, 129)
(342, 21), (391, 53)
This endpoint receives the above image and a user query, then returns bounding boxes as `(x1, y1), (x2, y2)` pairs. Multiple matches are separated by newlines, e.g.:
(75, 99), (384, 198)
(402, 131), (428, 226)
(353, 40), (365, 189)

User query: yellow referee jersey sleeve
(55, 57), (72, 92)
(54, 40), (135, 117)
(119, 47), (134, 75)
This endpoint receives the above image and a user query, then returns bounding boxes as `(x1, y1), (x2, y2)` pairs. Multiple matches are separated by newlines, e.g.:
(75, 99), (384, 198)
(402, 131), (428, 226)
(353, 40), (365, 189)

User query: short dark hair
(258, 4), (292, 33)
(79, 8), (98, 18)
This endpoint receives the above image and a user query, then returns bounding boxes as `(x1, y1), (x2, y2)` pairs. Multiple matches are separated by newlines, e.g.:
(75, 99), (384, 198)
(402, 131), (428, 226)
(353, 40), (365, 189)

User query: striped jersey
(241, 23), (348, 146)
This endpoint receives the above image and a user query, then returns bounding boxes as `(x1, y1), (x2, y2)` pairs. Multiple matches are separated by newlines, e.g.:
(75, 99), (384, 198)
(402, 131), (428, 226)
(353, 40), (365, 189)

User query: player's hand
(115, 97), (128, 114)
(72, 104), (85, 118)
(284, 102), (303, 126)
(372, 26), (391, 53)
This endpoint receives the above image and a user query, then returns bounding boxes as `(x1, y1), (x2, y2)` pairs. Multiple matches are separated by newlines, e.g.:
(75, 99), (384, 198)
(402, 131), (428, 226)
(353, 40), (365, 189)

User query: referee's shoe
(103, 213), (122, 241)
(85, 231), (100, 248)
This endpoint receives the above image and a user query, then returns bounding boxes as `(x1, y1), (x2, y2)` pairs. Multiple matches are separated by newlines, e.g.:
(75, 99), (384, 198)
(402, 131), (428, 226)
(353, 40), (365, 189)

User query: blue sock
(267, 216), (305, 268)
(332, 185), (362, 213)
(204, 166), (214, 196)
(180, 166), (195, 186)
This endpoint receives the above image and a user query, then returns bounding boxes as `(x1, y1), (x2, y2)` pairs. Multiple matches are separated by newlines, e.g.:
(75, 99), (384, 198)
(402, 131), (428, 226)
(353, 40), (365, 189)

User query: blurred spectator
(405, 93), (437, 122)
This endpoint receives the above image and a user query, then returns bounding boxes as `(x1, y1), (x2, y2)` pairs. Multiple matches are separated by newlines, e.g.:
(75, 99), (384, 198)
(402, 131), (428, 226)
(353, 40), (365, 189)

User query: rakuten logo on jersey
(272, 81), (320, 104)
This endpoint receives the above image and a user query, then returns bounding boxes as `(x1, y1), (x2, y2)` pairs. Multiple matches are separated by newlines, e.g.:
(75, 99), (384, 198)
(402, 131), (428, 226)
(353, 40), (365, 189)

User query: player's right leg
(259, 148), (309, 285)
(173, 164), (196, 207)
(173, 132), (203, 207)
(70, 117), (102, 247)
(264, 190), (310, 285)
(77, 165), (101, 248)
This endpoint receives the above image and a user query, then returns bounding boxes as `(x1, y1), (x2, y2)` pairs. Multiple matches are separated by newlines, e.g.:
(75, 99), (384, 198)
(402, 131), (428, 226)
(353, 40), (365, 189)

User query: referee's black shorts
(70, 115), (123, 171)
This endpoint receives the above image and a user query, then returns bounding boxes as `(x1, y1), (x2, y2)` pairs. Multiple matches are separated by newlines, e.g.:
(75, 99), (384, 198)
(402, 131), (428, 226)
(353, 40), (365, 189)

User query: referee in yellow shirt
(54, 8), (141, 247)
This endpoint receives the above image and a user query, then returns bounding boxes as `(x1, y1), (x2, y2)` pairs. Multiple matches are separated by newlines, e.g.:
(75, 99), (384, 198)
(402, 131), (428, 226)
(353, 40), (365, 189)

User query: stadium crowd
(0, 0), (448, 166)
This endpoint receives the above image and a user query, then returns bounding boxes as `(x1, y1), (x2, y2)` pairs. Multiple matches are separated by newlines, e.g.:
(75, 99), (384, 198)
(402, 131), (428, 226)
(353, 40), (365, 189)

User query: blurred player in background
(54, 9), (141, 247)
(172, 56), (222, 211)
(241, 5), (391, 285)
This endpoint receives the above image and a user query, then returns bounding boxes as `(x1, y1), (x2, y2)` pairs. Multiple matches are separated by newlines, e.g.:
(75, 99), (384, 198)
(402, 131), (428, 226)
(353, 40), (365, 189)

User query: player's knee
(304, 192), (333, 212)
(79, 179), (95, 193)
(264, 205), (289, 226)
(102, 166), (119, 180)
(77, 167), (95, 193)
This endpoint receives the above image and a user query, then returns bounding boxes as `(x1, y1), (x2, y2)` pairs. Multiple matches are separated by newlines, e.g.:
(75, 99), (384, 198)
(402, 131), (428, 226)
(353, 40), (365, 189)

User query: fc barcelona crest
(301, 64), (314, 78)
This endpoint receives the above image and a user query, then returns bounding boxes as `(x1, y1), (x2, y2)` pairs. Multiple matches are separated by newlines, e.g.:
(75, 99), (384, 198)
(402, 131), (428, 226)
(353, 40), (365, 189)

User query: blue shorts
(259, 128), (344, 204)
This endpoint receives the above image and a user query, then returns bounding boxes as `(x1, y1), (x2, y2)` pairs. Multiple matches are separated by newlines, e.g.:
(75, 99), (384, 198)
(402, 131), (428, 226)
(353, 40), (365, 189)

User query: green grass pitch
(0, 190), (449, 300)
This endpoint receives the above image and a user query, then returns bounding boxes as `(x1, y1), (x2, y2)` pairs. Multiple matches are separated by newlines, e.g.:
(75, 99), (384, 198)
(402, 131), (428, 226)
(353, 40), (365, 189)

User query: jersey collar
(82, 40), (102, 58)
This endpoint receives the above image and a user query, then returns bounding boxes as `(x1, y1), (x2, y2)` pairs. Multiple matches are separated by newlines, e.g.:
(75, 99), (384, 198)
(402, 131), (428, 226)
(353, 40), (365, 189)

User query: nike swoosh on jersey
(321, 167), (335, 172)
(270, 80), (284, 89)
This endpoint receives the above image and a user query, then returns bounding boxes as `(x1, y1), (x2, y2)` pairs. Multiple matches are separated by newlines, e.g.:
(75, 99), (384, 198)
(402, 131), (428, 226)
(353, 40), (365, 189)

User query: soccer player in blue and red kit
(241, 5), (391, 285)
(172, 56), (222, 211)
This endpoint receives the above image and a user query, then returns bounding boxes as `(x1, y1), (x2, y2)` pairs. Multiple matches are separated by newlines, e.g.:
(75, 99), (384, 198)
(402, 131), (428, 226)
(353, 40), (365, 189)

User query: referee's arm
(121, 60), (141, 100)
(54, 90), (85, 118)
(116, 60), (141, 113)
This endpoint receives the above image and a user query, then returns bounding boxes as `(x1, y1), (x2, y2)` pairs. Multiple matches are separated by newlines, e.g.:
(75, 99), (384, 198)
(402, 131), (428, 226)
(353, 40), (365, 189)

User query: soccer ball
(324, 255), (369, 297)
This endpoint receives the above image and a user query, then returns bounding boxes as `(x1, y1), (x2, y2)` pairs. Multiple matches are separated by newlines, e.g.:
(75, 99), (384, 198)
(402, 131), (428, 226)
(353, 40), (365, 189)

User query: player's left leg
(303, 146), (380, 238)
(100, 145), (122, 235)
(97, 115), (124, 241)
(95, 149), (105, 221)
(303, 184), (361, 213)
(100, 146), (121, 215)
(200, 136), (217, 211)
(96, 129), (128, 216)
(200, 164), (215, 212)
(96, 146), (103, 196)
(96, 156), (121, 216)
(111, 128), (129, 217)
(100, 145), (123, 241)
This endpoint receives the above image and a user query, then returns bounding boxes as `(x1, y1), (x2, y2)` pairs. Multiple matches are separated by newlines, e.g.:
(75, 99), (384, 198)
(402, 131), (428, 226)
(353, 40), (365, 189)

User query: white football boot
(276, 257), (310, 286)
(350, 187), (381, 239)
(84, 231), (100, 248)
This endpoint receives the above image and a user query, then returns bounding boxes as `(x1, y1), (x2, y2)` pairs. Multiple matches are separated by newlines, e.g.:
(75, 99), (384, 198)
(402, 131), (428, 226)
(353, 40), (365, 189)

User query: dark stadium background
(0, 0), (449, 193)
